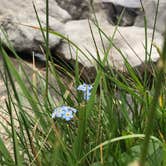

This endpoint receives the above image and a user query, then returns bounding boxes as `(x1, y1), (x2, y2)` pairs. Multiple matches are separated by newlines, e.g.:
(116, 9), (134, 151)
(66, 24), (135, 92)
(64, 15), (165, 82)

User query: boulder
(0, 0), (71, 52)
(135, 0), (166, 34)
(103, 2), (139, 26)
(102, 0), (140, 26)
(55, 0), (90, 19)
(59, 19), (163, 79)
(102, 0), (166, 34)
(102, 0), (141, 8)
(55, 0), (102, 19)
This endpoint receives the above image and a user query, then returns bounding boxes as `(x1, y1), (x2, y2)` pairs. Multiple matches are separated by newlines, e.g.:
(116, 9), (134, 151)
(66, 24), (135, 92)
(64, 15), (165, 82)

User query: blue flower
(77, 83), (93, 101)
(77, 83), (93, 92)
(52, 106), (78, 121)
(84, 91), (91, 100)
(66, 106), (77, 113)
(52, 107), (64, 118)
(62, 110), (74, 121)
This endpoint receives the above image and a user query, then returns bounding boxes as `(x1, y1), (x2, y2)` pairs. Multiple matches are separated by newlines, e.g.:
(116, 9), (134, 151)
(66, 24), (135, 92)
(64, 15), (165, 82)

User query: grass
(0, 0), (166, 165)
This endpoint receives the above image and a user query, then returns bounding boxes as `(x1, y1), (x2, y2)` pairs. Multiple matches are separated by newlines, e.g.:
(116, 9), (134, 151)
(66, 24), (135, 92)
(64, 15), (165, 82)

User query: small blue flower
(84, 91), (91, 101)
(52, 107), (64, 118)
(52, 106), (78, 121)
(62, 110), (74, 121)
(66, 106), (78, 113)
(77, 83), (93, 101)
(77, 83), (93, 92)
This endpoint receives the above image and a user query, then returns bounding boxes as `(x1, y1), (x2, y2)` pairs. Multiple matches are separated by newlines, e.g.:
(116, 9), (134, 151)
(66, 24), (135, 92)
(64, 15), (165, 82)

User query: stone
(0, 0), (71, 52)
(55, 0), (102, 19)
(102, 0), (141, 8)
(56, 0), (90, 19)
(103, 2), (139, 26)
(134, 0), (166, 34)
(102, 0), (166, 34)
(59, 19), (163, 79)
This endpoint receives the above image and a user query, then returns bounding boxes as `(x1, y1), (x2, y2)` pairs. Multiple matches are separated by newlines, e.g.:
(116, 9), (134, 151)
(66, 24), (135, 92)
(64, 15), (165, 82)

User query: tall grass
(0, 1), (166, 166)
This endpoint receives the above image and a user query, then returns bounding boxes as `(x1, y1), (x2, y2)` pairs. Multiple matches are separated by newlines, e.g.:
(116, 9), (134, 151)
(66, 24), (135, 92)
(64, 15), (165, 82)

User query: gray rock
(0, 0), (71, 52)
(102, 0), (166, 34)
(59, 19), (163, 79)
(102, 0), (140, 26)
(55, 0), (102, 19)
(102, 0), (141, 8)
(103, 3), (139, 26)
(56, 0), (90, 19)
(135, 0), (166, 34)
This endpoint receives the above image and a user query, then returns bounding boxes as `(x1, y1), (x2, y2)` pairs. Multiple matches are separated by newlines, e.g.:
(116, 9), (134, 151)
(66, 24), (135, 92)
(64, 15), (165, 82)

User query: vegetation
(0, 0), (166, 165)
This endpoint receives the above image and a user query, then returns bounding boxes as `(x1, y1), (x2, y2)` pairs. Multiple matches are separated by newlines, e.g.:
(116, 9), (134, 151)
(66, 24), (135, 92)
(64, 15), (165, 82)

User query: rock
(102, 0), (140, 26)
(55, 0), (102, 19)
(109, 26), (162, 69)
(102, 0), (166, 34)
(55, 0), (90, 19)
(102, 0), (141, 8)
(59, 19), (163, 79)
(103, 2), (139, 26)
(0, 0), (71, 52)
(135, 0), (166, 34)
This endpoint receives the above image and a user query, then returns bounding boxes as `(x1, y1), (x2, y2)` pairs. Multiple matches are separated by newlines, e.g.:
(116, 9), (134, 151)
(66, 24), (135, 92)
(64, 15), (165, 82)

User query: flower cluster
(52, 83), (93, 121)
(52, 106), (78, 121)
(77, 83), (93, 101)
